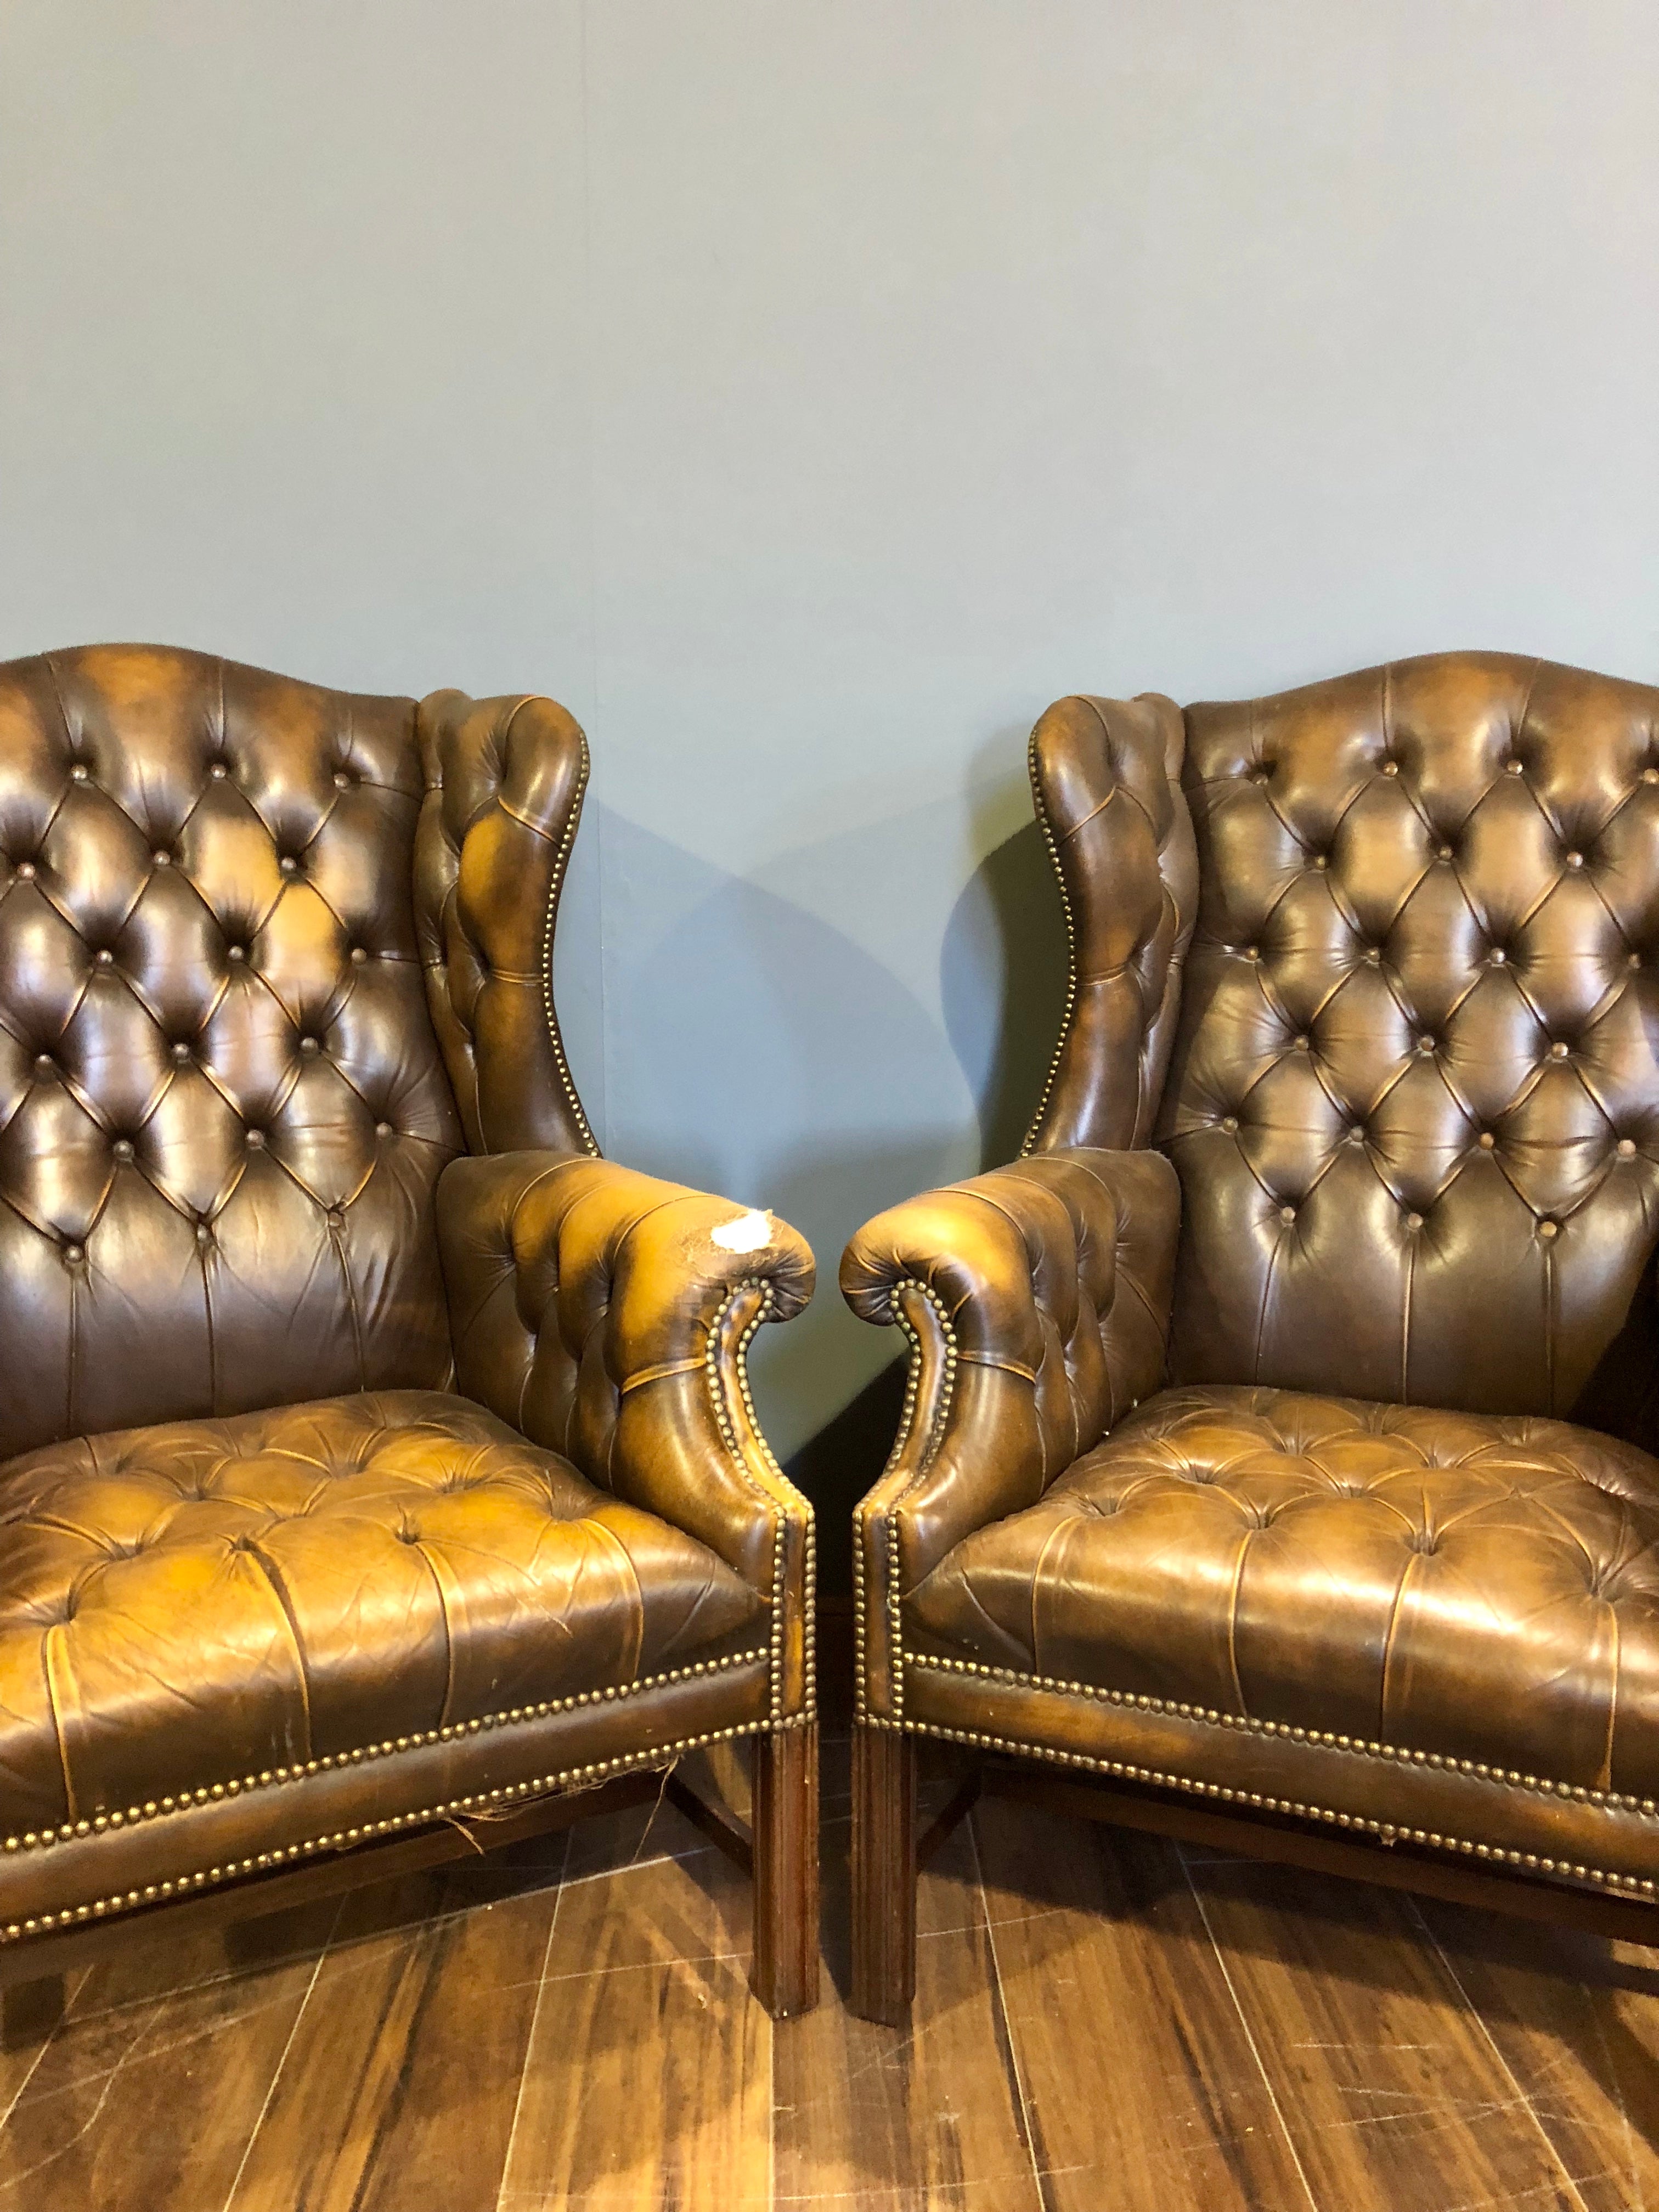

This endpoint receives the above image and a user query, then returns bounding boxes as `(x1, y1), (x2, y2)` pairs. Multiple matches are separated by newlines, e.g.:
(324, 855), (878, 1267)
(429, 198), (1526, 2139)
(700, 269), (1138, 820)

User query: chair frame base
(850, 1720), (1659, 2025)
(0, 1723), (819, 2045)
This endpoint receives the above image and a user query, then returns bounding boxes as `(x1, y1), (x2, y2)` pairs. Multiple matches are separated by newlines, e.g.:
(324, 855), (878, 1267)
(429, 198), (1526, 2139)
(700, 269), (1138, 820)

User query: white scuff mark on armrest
(710, 1208), (773, 1253)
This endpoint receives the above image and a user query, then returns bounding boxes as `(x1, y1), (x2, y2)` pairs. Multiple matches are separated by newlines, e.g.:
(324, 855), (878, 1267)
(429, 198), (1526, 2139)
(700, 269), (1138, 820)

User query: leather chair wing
(415, 687), (597, 1159)
(1024, 691), (1198, 1154)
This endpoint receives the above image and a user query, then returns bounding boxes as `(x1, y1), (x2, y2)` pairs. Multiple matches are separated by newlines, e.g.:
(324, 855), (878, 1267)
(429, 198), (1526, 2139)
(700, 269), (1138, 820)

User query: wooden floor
(3, 1735), (1658, 2210)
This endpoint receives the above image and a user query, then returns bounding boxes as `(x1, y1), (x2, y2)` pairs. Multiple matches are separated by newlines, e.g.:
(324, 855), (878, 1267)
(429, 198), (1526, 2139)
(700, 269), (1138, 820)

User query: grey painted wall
(3, 3), (1656, 1578)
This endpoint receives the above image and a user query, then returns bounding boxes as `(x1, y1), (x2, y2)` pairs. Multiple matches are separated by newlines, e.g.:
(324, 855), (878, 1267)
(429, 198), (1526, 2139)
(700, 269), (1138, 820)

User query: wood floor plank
(225, 1849), (565, 2212)
(1415, 1897), (1659, 2212)
(973, 1801), (1316, 2212)
(1183, 1852), (1591, 2212)
(0, 1930), (330, 2209)
(772, 1794), (1045, 2211)
(499, 1838), (772, 2211)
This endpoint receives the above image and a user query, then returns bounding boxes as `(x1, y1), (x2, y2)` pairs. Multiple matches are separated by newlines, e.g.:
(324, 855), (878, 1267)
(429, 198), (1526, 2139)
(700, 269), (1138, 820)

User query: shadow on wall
(589, 790), (1068, 1592)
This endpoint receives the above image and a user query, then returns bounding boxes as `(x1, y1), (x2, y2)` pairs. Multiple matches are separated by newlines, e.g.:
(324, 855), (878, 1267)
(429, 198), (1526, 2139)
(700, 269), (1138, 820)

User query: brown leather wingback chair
(0, 644), (817, 2023)
(843, 651), (1659, 2023)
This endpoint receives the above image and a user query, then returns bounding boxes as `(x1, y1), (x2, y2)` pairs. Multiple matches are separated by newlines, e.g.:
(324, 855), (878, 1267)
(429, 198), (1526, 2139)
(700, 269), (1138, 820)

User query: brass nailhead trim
(874, 1714), (1659, 1903)
(853, 1279), (960, 1728)
(536, 716), (600, 1158)
(902, 1650), (1659, 1818)
(0, 1711), (812, 1945)
(704, 1278), (817, 1729)
(1020, 720), (1080, 1158)
(3, 1647), (769, 1855)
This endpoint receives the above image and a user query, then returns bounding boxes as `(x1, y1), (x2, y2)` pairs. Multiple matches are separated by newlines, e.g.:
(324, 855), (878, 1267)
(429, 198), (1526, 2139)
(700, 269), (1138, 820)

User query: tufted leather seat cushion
(0, 1390), (767, 1836)
(907, 1384), (1659, 1797)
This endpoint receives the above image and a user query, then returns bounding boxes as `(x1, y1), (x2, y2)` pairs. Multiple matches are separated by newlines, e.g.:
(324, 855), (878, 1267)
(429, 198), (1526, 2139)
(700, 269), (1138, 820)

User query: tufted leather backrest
(1156, 652), (1659, 1416)
(0, 645), (470, 1457)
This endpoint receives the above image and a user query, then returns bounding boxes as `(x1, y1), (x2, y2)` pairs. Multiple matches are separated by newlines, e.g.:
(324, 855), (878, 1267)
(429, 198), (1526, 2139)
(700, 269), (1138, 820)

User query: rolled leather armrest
(437, 1153), (816, 1707)
(840, 1146), (1179, 1719)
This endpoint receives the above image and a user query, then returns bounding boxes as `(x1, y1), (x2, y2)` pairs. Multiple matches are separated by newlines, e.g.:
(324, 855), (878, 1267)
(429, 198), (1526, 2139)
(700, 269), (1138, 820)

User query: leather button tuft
(1618, 1137), (1638, 1158)
(1346, 1125), (1366, 1146)
(1278, 1205), (1297, 1226)
(1645, 769), (1659, 786)
(1220, 1115), (1239, 1133)
(1477, 1131), (1497, 1150)
(64, 1244), (83, 1265)
(1244, 945), (1260, 962)
(245, 1128), (266, 1150)
(1488, 947), (1507, 966)
(299, 1036), (321, 1057)
(227, 944), (247, 962)
(1565, 851), (1584, 870)
(1404, 1212), (1424, 1231)
(209, 761), (228, 780)
(349, 945), (368, 965)
(14, 861), (34, 881)
(69, 763), (89, 782)
(1311, 854), (1328, 871)
(32, 1054), (54, 1076)
(375, 1121), (393, 1139)
(279, 855), (299, 876)
(1417, 1034), (1436, 1054)
(1363, 946), (1381, 966)
(1539, 1220), (1560, 1240)
(1549, 1040), (1570, 1059)
(1292, 1034), (1310, 1052)
(1381, 760), (1400, 777)
(1437, 845), (1453, 861)
(152, 849), (172, 868)
(111, 1139), (134, 1163)
(1505, 759), (1524, 775)
(334, 770), (353, 790)
(1629, 952), (1643, 969)
(325, 1206), (344, 1228)
(171, 1041), (192, 1064)
(195, 1222), (212, 1247)
(94, 947), (114, 966)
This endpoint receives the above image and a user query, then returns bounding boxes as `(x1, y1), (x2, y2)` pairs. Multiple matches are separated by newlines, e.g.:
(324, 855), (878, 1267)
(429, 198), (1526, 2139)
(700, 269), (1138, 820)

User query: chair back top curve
(0, 644), (595, 1460)
(1031, 651), (1659, 1420)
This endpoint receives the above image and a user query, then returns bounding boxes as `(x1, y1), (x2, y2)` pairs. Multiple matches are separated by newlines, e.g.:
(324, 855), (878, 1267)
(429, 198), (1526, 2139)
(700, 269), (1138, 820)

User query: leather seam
(898, 1649), (1659, 1816)
(3, 1644), (771, 1854)
(0, 1709), (811, 1945)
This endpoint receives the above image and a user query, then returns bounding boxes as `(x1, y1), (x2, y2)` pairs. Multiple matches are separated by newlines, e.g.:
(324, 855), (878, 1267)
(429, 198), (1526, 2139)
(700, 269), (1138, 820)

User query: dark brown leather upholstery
(0, 646), (815, 1997)
(846, 652), (1659, 1934)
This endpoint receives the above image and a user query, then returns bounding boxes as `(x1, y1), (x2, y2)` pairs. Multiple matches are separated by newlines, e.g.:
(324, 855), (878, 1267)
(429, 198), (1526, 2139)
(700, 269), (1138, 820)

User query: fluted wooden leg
(852, 1723), (916, 2025)
(752, 1722), (820, 2018)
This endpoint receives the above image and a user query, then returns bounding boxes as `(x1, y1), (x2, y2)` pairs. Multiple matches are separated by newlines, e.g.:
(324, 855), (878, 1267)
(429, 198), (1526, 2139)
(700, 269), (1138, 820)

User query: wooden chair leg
(752, 1720), (820, 2018)
(852, 1722), (916, 2025)
(2, 1972), (64, 2051)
